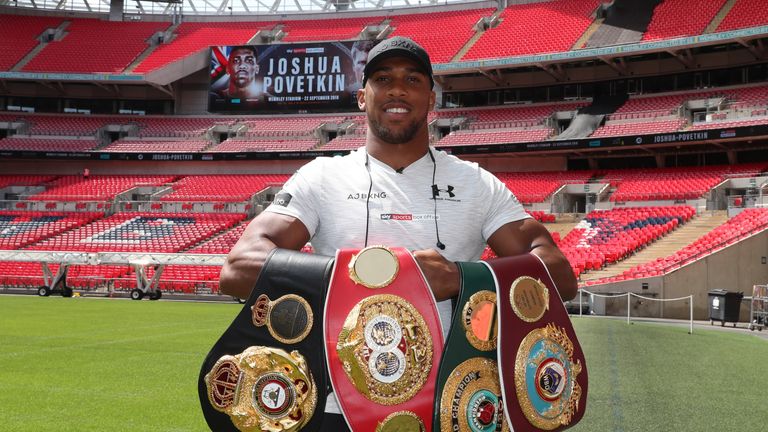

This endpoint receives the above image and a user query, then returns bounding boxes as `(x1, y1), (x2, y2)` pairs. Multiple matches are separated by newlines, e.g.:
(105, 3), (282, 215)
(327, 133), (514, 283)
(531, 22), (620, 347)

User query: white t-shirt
(264, 146), (529, 413)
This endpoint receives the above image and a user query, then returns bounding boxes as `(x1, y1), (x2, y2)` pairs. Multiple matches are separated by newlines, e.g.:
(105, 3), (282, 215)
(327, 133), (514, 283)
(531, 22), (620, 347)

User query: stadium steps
(547, 220), (579, 239)
(584, 0), (660, 48)
(572, 17), (604, 50)
(124, 22), (178, 74)
(12, 21), (71, 72)
(579, 210), (729, 281)
(703, 0), (740, 33)
(451, 11), (499, 63)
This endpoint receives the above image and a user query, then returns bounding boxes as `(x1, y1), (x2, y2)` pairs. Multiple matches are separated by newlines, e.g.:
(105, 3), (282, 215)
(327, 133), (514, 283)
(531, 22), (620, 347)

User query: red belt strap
(325, 247), (444, 431)
(485, 254), (588, 432)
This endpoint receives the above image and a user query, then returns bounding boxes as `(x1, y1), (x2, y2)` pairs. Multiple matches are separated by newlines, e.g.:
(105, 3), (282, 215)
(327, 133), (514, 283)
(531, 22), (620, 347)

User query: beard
(369, 115), (424, 145)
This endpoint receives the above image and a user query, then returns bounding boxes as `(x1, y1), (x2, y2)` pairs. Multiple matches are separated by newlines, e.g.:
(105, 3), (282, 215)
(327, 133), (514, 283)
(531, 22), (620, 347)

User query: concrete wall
(0, 159), (307, 175)
(586, 228), (768, 321)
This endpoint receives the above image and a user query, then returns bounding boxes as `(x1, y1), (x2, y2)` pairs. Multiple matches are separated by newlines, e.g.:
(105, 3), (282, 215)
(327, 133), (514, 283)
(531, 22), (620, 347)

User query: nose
(386, 78), (408, 97)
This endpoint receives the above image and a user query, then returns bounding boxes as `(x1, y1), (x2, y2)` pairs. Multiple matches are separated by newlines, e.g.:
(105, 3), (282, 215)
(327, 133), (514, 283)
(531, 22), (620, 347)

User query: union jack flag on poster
(210, 45), (232, 91)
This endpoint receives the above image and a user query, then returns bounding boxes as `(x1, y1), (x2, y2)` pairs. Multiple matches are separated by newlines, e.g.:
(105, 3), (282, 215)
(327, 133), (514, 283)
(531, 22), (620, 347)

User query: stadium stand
(211, 138), (318, 152)
(133, 21), (274, 73)
(0, 261), (59, 288)
(0, 14), (63, 71)
(280, 16), (383, 42)
(158, 174), (289, 201)
(21, 18), (168, 73)
(100, 139), (211, 153)
(600, 164), (768, 202)
(716, 0), (768, 32)
(0, 175), (59, 188)
(691, 117), (768, 130)
(0, 211), (103, 249)
(642, 0), (728, 40)
(239, 116), (343, 137)
(557, 206), (696, 278)
(387, 8), (494, 64)
(136, 117), (232, 138)
(590, 119), (685, 137)
(25, 212), (245, 252)
(119, 222), (249, 293)
(437, 128), (552, 146)
(495, 170), (595, 204)
(24, 114), (114, 136)
(320, 134), (366, 150)
(464, 102), (589, 128)
(586, 208), (768, 284)
(463, 0), (601, 60)
(0, 137), (98, 152)
(26, 175), (177, 201)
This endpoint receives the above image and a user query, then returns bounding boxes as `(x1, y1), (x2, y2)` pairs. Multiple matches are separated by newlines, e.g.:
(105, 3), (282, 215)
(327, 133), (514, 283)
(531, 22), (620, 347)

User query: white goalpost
(578, 289), (695, 334)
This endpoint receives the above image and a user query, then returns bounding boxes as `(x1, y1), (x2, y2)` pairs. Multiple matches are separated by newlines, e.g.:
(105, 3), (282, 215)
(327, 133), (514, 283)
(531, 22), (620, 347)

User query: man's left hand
(412, 249), (459, 301)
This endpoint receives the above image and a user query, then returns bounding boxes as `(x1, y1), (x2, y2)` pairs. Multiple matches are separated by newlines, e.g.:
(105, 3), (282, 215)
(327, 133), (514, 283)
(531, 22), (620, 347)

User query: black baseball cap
(362, 36), (434, 89)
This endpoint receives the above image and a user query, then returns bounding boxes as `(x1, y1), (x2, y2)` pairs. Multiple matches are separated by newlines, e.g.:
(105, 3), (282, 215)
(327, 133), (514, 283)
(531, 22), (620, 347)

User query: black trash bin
(708, 289), (744, 327)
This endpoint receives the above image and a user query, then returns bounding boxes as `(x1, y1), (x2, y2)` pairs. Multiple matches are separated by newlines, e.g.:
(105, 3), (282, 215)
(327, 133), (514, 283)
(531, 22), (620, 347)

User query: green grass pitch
(1, 295), (766, 431)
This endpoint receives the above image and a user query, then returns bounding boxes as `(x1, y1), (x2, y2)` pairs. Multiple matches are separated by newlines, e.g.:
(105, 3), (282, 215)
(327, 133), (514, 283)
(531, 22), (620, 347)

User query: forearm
(219, 213), (311, 300)
(529, 244), (577, 301)
(219, 240), (277, 299)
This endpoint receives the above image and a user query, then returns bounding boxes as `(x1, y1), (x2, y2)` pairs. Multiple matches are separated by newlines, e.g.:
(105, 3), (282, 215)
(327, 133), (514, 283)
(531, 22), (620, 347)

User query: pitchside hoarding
(209, 41), (380, 113)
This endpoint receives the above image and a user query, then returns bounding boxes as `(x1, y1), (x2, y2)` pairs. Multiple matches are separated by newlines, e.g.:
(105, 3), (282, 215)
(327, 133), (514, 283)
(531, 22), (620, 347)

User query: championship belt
(325, 246), (444, 432)
(198, 249), (334, 432)
(484, 254), (588, 431)
(433, 261), (509, 432)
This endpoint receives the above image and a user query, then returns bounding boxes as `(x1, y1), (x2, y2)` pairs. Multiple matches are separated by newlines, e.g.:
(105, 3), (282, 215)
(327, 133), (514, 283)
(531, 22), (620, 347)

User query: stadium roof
(6, 0), (489, 15)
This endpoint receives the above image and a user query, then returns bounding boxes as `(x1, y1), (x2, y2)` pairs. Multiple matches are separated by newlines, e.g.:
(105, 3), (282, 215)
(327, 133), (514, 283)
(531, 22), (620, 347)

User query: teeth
(386, 108), (408, 113)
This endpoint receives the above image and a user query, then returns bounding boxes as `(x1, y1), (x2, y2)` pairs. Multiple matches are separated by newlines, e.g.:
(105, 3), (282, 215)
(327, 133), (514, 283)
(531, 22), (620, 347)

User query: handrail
(655, 219), (768, 274)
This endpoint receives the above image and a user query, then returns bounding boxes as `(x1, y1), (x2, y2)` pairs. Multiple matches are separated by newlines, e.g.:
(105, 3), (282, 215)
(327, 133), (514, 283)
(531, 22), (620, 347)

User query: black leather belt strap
(198, 249), (334, 431)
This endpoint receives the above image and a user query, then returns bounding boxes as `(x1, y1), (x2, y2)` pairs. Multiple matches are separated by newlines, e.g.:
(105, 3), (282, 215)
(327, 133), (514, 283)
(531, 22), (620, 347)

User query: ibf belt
(433, 261), (509, 432)
(198, 249), (334, 431)
(484, 254), (588, 431)
(325, 246), (444, 432)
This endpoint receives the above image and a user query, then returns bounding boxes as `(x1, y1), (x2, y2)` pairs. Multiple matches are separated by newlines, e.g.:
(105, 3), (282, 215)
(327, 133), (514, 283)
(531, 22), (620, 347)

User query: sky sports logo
(381, 214), (439, 221)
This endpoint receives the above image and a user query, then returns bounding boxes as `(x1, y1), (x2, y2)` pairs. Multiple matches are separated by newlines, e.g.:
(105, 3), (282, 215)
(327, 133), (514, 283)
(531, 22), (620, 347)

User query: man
(224, 46), (262, 99)
(219, 36), (576, 428)
(346, 39), (378, 95)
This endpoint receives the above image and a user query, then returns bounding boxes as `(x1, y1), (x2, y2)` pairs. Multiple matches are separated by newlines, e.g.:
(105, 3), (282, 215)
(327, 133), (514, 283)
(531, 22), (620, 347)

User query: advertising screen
(208, 40), (380, 113)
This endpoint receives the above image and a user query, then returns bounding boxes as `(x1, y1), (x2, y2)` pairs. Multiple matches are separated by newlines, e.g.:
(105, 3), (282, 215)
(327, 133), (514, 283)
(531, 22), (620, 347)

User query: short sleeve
(263, 161), (322, 237)
(480, 169), (530, 240)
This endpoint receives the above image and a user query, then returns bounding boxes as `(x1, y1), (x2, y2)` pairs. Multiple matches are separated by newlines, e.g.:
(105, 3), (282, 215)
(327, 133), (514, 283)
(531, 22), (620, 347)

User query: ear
(357, 88), (366, 111)
(429, 90), (436, 110)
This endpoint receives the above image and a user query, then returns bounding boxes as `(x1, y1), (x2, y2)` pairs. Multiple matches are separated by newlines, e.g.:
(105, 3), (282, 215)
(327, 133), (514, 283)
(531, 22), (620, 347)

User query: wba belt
(433, 261), (509, 432)
(485, 254), (588, 432)
(198, 249), (334, 432)
(325, 246), (444, 432)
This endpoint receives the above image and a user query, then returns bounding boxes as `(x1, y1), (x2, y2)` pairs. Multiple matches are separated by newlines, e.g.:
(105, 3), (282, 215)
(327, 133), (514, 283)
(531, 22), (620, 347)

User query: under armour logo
(432, 184), (455, 198)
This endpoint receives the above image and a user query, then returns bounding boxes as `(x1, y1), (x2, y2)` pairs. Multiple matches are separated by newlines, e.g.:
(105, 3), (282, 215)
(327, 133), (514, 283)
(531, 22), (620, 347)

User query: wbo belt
(433, 261), (508, 432)
(485, 254), (588, 432)
(325, 246), (444, 432)
(198, 249), (334, 432)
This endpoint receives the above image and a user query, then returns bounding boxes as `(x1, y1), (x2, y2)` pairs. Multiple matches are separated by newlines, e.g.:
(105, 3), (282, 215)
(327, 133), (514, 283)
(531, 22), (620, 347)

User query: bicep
(230, 211), (311, 256)
(486, 218), (555, 257)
